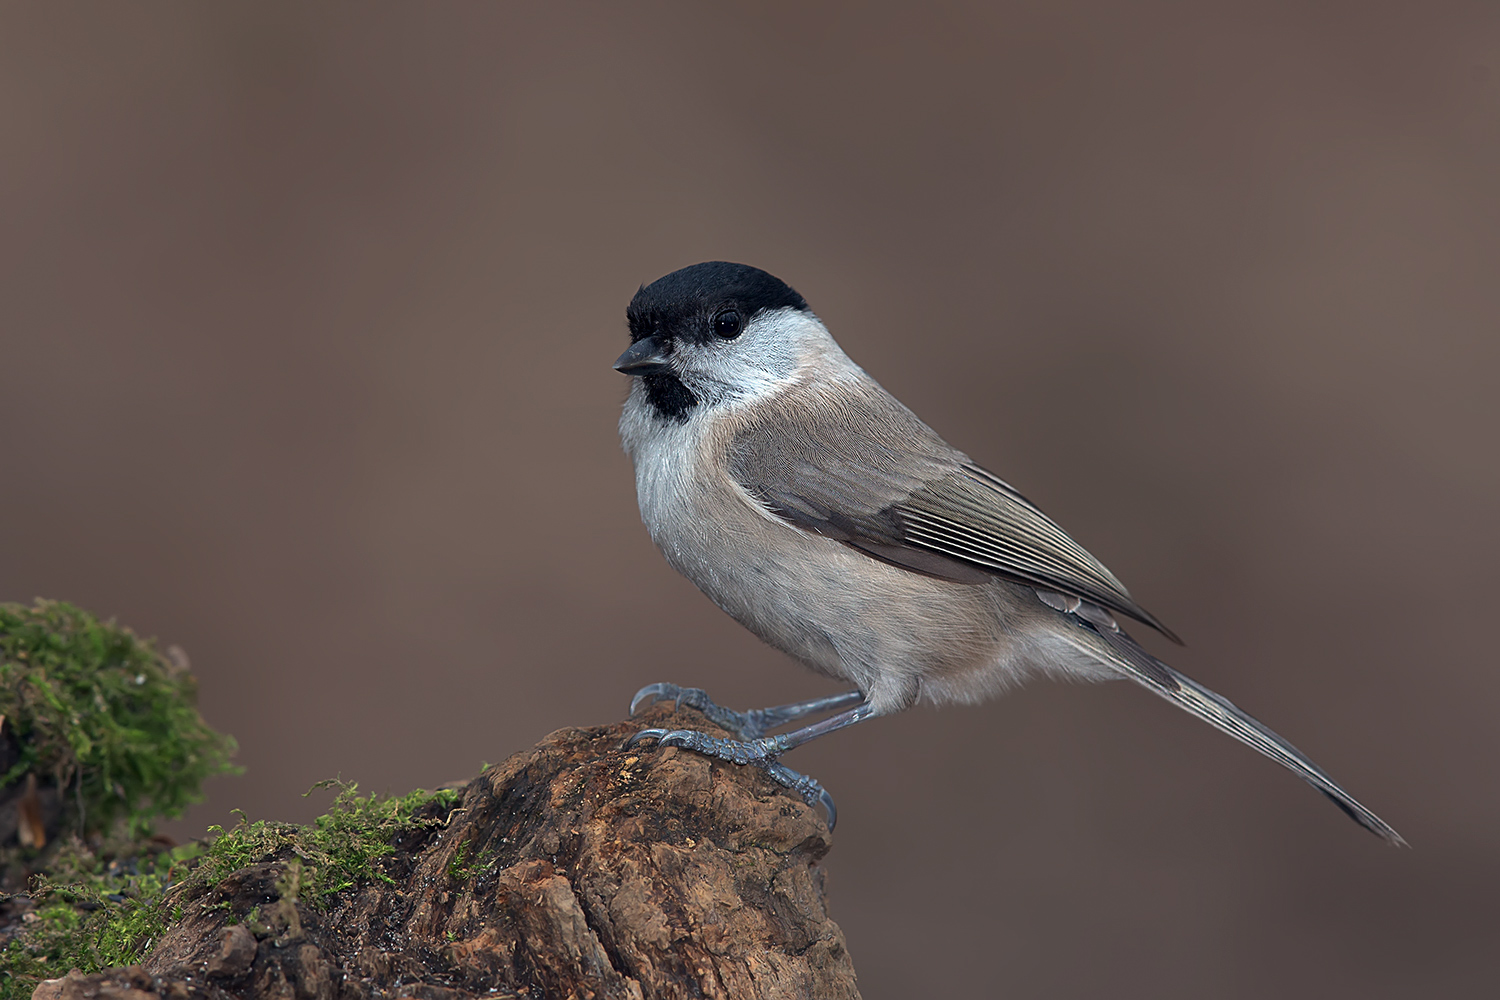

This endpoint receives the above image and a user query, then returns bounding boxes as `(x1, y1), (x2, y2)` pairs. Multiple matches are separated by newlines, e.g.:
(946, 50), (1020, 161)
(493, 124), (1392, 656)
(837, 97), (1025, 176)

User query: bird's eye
(712, 309), (743, 340)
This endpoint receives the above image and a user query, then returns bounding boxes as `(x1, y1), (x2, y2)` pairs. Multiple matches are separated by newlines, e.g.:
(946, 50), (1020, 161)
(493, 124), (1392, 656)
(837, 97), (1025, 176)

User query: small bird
(614, 260), (1403, 843)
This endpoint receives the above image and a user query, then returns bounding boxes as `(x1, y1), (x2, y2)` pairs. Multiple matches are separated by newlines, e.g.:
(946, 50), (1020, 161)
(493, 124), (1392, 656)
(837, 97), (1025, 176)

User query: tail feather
(1068, 621), (1407, 846)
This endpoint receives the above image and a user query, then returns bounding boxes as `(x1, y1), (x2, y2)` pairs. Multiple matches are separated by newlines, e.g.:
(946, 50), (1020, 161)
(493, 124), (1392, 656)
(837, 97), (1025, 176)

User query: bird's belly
(638, 460), (1031, 713)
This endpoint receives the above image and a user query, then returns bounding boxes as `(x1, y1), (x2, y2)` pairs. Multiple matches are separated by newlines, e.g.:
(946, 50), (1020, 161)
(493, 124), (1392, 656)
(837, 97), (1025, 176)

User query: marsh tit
(614, 261), (1402, 843)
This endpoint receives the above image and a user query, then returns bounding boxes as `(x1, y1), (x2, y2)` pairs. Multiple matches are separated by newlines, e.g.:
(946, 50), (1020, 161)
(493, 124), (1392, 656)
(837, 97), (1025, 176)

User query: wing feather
(1064, 620), (1405, 845)
(727, 377), (1180, 641)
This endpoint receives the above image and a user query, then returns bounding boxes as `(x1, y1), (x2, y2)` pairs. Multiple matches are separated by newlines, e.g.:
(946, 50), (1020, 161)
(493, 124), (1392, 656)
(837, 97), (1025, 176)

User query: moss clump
(0, 599), (239, 841)
(0, 783), (462, 1000)
(193, 780), (461, 904)
(0, 836), (196, 999)
(0, 601), (461, 995)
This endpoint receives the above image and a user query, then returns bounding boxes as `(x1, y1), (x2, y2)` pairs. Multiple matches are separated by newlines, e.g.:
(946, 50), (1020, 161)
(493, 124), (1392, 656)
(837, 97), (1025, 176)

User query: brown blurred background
(3, 2), (1497, 996)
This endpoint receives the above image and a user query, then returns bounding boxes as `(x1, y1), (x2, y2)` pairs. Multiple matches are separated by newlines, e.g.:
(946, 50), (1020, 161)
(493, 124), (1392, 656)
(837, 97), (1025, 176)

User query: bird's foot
(623, 725), (837, 828)
(629, 681), (863, 740)
(630, 681), (774, 739)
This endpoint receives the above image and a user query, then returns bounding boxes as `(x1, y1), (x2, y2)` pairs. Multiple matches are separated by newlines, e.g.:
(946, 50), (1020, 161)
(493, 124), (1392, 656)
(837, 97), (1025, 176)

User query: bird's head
(615, 261), (825, 422)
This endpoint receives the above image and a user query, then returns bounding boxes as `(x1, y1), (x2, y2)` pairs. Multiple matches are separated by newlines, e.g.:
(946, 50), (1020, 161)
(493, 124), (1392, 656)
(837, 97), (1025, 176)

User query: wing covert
(727, 376), (1179, 642)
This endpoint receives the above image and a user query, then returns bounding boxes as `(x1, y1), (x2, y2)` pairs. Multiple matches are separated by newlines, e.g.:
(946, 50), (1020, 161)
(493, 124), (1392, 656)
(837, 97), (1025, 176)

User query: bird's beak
(613, 336), (671, 375)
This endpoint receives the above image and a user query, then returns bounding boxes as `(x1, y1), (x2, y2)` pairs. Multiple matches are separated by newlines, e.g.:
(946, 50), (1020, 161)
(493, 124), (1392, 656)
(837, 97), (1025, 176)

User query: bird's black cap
(626, 262), (807, 344)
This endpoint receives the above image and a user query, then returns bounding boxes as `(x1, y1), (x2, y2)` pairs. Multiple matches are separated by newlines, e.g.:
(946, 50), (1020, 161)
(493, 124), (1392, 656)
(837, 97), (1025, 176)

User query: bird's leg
(629, 682), (865, 740)
(624, 699), (874, 829)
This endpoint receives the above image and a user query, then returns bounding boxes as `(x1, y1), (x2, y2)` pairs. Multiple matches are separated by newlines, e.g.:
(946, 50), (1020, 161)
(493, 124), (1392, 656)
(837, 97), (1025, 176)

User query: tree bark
(34, 705), (860, 1000)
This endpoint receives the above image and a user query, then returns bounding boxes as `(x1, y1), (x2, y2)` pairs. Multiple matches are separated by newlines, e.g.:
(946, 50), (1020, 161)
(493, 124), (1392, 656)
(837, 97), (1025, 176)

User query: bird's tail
(1064, 620), (1406, 846)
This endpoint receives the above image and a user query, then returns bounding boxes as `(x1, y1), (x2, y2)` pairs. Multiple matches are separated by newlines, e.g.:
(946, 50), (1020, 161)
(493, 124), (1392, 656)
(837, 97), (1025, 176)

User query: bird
(613, 260), (1403, 844)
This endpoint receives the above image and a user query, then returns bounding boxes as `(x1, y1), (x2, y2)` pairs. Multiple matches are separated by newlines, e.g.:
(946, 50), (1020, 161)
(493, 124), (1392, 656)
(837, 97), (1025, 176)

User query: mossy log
(31, 706), (860, 1000)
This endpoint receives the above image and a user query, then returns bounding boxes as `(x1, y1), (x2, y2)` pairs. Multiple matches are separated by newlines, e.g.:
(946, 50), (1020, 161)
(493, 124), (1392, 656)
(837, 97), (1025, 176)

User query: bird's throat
(643, 371), (698, 423)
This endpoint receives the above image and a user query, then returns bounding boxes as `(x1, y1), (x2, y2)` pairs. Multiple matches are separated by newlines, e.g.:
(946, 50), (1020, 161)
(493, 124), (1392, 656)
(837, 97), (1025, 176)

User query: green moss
(1, 600), (239, 840)
(1, 600), (460, 996)
(195, 781), (461, 904)
(0, 835), (196, 1000)
(1, 784), (461, 999)
(445, 837), (497, 883)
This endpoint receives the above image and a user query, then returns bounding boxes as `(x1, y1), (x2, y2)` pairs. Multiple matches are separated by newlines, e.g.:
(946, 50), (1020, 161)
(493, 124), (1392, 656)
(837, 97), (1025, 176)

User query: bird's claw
(630, 682), (690, 716)
(623, 727), (671, 749)
(766, 762), (838, 830)
(628, 682), (766, 738)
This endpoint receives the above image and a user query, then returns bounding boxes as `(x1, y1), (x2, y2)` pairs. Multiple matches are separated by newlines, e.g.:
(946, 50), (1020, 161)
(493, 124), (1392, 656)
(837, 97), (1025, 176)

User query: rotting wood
(32, 704), (860, 1000)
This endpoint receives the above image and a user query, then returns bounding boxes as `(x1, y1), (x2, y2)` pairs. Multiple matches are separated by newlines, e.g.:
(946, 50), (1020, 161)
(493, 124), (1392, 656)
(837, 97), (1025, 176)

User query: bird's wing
(726, 376), (1179, 642)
